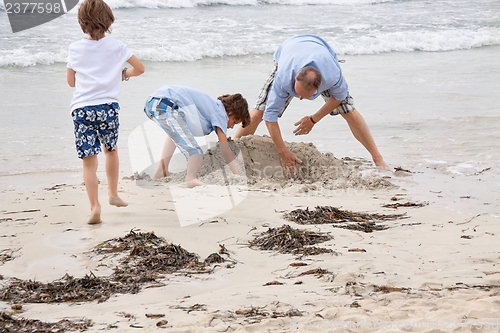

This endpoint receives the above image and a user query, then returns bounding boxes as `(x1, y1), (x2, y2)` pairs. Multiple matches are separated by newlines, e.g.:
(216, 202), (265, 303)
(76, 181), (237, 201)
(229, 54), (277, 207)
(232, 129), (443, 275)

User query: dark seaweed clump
(0, 311), (92, 333)
(284, 206), (408, 232)
(0, 230), (223, 305)
(249, 224), (333, 254)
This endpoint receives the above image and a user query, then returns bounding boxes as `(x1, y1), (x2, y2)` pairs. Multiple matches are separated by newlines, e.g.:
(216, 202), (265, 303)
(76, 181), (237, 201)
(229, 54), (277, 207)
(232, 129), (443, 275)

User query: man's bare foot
(375, 160), (390, 170)
(373, 156), (389, 170)
(109, 196), (128, 207)
(87, 206), (101, 225)
(186, 178), (204, 188)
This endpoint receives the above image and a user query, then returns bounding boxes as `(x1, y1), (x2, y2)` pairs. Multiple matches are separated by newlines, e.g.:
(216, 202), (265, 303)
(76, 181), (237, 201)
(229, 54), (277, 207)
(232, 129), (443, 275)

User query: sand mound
(144, 135), (393, 192)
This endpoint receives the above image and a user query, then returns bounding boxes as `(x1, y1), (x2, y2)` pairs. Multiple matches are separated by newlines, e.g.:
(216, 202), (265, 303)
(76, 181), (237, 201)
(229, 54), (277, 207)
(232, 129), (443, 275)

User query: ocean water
(0, 0), (499, 215)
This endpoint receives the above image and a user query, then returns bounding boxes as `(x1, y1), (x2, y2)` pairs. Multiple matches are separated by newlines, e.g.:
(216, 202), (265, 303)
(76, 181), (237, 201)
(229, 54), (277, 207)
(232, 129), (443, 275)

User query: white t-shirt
(67, 36), (132, 112)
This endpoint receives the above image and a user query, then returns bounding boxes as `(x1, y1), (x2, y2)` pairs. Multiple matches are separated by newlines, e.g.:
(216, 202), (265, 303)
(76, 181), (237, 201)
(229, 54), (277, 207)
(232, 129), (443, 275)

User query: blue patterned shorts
(72, 103), (120, 158)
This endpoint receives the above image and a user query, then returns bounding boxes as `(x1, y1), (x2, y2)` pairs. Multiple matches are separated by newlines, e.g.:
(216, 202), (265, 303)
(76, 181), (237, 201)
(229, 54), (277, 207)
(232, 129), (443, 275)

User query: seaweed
(0, 230), (224, 305)
(1, 273), (136, 304)
(248, 224), (332, 254)
(0, 311), (92, 332)
(382, 201), (427, 209)
(284, 206), (408, 232)
(0, 249), (17, 265)
(292, 246), (335, 256)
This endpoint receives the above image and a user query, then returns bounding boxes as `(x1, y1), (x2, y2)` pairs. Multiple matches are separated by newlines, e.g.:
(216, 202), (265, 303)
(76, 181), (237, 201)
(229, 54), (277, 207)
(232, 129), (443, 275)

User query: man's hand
(265, 120), (303, 177)
(293, 116), (315, 136)
(279, 149), (303, 178)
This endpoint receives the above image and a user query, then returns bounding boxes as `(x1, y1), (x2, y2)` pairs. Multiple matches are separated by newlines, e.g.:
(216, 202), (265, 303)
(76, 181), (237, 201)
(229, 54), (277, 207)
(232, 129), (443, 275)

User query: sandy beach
(1, 0), (499, 330)
(1, 136), (499, 332)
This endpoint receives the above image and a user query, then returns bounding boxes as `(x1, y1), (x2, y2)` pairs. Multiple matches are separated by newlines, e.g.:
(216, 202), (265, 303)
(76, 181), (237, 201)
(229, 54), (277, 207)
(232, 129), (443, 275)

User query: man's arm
(215, 127), (238, 174)
(265, 120), (302, 177)
(293, 96), (341, 135)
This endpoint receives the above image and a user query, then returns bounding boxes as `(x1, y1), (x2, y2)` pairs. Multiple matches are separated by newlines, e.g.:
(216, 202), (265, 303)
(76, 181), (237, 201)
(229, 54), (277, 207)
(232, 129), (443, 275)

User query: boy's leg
(154, 137), (176, 179)
(97, 102), (128, 207)
(149, 98), (204, 186)
(82, 155), (101, 224)
(186, 154), (204, 188)
(103, 146), (128, 207)
(72, 106), (106, 224)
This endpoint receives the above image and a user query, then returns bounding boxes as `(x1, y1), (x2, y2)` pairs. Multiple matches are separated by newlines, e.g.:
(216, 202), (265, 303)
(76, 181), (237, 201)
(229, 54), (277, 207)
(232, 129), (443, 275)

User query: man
(235, 34), (388, 176)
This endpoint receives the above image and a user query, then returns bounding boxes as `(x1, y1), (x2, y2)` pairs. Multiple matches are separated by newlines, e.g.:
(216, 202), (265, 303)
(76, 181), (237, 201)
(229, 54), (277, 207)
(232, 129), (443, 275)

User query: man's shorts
(72, 102), (120, 159)
(320, 91), (355, 115)
(254, 62), (355, 117)
(144, 97), (203, 159)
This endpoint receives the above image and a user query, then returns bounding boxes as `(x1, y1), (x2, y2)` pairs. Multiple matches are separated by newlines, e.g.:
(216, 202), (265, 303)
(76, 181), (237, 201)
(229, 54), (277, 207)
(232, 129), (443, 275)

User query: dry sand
(1, 136), (499, 332)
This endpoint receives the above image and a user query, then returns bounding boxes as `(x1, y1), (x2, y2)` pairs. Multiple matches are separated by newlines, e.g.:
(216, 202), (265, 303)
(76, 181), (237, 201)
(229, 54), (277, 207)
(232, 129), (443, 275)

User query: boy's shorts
(72, 102), (120, 159)
(254, 62), (355, 117)
(144, 97), (203, 159)
(71, 102), (120, 158)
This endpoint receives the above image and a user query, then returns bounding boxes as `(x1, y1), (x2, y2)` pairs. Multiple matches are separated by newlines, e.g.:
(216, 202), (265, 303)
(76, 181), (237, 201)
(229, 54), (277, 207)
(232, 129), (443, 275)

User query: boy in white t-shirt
(67, 0), (144, 224)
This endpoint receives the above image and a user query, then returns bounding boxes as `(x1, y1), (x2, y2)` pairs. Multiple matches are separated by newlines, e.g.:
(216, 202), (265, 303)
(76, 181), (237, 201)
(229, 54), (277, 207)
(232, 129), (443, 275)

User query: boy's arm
(215, 127), (238, 174)
(123, 55), (145, 80)
(67, 68), (75, 87)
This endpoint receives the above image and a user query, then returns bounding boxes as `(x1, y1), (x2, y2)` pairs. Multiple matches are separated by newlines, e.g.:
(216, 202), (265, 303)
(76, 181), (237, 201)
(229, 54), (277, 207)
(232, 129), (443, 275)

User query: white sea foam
(1, 27), (498, 67)
(336, 28), (500, 55)
(1, 0), (499, 67)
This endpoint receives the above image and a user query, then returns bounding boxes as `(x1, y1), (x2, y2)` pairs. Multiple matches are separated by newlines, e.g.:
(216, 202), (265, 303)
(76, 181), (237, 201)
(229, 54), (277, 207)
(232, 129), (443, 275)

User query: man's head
(218, 93), (251, 129)
(294, 66), (322, 100)
(78, 0), (115, 40)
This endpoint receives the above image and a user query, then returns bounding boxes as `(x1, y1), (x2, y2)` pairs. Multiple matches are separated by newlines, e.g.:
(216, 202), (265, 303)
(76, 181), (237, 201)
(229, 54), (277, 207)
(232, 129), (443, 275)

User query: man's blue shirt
(264, 34), (349, 122)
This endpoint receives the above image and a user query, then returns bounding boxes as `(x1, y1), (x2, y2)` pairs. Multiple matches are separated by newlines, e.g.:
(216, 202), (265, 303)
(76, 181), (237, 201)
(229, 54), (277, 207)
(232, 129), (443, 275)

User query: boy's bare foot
(153, 170), (173, 179)
(87, 206), (102, 225)
(186, 178), (204, 188)
(153, 160), (173, 179)
(109, 196), (128, 207)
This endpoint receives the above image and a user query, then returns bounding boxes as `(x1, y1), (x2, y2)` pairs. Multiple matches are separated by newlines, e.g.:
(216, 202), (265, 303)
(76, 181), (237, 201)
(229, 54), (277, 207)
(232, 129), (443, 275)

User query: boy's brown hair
(78, 0), (114, 40)
(218, 94), (251, 128)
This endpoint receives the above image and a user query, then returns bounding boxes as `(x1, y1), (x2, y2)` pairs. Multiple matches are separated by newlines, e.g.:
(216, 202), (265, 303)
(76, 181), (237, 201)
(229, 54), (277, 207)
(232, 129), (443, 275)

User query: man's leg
(341, 110), (388, 169)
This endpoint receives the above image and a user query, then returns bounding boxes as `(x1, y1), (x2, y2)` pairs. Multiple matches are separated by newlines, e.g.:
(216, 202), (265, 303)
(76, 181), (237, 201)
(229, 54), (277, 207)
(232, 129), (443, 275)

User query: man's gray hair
(296, 66), (322, 91)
